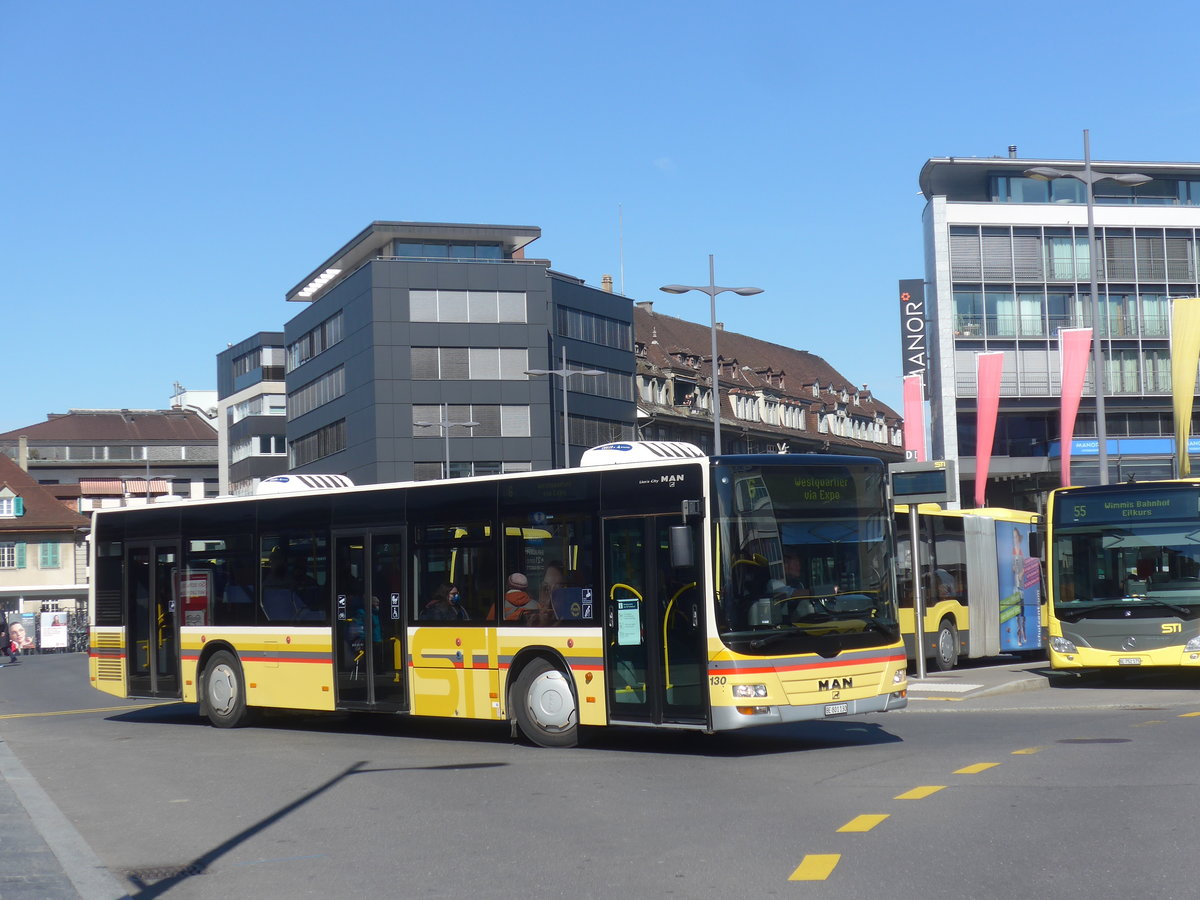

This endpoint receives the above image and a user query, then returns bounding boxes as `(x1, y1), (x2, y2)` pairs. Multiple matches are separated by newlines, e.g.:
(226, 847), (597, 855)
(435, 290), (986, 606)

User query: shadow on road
(104, 700), (904, 758)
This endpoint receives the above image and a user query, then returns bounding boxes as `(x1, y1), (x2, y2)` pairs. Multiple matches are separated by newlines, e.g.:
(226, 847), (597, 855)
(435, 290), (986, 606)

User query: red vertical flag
(974, 352), (1004, 508)
(1058, 328), (1093, 486)
(902, 374), (926, 461)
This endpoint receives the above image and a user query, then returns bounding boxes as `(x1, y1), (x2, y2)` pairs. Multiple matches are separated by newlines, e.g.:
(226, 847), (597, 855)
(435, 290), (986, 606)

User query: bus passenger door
(603, 517), (706, 726)
(370, 534), (408, 709)
(333, 532), (407, 710)
(126, 542), (180, 698)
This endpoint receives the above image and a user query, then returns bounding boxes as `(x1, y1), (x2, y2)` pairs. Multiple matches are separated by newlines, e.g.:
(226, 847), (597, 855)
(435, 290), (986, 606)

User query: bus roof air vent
(255, 474), (355, 495)
(579, 441), (706, 467)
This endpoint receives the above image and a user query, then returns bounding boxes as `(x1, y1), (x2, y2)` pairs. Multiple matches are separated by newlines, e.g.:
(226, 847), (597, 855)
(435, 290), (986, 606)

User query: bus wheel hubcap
(526, 670), (575, 731)
(209, 665), (237, 714)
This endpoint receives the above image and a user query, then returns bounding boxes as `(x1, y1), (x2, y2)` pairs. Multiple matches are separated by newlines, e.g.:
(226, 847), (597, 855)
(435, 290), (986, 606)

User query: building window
(0, 497), (20, 517)
(229, 394), (287, 424)
(39, 542), (60, 569)
(410, 348), (529, 380)
(412, 405), (530, 438)
(289, 366), (345, 418)
(567, 416), (635, 448)
(290, 420), (346, 467)
(0, 542), (22, 568)
(556, 307), (632, 350)
(287, 312), (344, 371)
(391, 240), (503, 259)
(409, 290), (527, 324)
(566, 362), (634, 401)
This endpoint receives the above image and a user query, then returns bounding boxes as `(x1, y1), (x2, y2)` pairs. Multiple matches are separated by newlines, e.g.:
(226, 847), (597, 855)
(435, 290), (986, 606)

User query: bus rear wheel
(512, 658), (578, 748)
(203, 650), (252, 728)
(931, 619), (959, 671)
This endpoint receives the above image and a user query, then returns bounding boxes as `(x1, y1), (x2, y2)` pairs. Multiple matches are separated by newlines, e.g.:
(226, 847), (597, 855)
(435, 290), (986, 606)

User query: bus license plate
(824, 702), (849, 717)
(1118, 657), (1143, 666)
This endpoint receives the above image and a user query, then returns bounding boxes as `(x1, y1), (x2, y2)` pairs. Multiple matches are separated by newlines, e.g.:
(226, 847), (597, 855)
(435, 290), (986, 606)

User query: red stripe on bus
(709, 653), (905, 677)
(237, 656), (332, 664)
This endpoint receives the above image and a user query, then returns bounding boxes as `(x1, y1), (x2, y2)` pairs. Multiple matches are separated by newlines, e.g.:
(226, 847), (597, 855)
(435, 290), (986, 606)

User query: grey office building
(281, 222), (636, 485)
(217, 332), (287, 495)
(920, 151), (1200, 507)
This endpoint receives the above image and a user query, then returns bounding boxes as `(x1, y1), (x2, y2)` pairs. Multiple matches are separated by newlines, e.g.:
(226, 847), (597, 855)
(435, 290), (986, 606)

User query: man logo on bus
(819, 677), (853, 691)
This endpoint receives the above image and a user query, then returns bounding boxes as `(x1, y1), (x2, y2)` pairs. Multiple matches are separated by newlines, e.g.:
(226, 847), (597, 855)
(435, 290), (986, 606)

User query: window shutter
(15, 542), (26, 568)
(13, 497), (23, 516)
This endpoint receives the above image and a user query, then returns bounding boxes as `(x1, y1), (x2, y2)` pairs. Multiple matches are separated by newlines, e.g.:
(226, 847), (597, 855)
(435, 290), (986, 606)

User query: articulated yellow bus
(895, 506), (1043, 670)
(89, 443), (907, 747)
(1045, 479), (1200, 670)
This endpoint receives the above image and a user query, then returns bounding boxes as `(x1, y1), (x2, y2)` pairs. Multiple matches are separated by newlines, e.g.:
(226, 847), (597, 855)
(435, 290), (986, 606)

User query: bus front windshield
(714, 462), (899, 655)
(1053, 522), (1200, 621)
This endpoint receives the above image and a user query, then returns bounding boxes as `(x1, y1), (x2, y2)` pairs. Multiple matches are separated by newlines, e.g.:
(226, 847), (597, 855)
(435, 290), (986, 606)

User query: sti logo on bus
(819, 677), (853, 691)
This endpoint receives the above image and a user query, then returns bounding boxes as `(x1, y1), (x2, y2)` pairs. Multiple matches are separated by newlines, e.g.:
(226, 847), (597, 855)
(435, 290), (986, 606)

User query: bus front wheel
(931, 619), (959, 671)
(203, 650), (252, 728)
(512, 658), (578, 748)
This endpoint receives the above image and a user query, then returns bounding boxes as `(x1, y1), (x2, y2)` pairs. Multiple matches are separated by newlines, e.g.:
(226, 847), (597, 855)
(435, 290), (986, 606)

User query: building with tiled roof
(0, 404), (220, 510)
(0, 453), (90, 628)
(633, 302), (903, 459)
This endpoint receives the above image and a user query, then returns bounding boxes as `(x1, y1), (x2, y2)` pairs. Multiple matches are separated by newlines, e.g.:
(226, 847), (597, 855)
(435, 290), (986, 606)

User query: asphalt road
(3, 654), (1200, 899)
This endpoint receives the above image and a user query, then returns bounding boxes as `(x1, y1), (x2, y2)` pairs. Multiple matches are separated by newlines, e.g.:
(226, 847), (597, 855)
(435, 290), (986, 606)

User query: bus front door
(603, 516), (706, 727)
(333, 533), (408, 710)
(126, 542), (180, 698)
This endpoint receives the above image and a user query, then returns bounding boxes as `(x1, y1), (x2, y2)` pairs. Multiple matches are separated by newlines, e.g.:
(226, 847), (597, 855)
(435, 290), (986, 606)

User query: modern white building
(920, 149), (1200, 508)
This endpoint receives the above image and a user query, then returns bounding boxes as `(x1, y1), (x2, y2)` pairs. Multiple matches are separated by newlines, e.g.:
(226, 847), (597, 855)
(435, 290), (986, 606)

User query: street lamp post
(526, 347), (603, 468)
(413, 403), (479, 478)
(661, 255), (763, 457)
(1025, 131), (1151, 485)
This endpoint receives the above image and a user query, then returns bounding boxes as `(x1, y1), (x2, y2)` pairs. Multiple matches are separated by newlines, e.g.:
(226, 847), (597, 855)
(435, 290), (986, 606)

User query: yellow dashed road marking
(789, 854), (840, 881)
(1132, 720), (1164, 727)
(0, 703), (171, 720)
(955, 762), (999, 774)
(1180, 711), (1200, 718)
(837, 814), (889, 832)
(1012, 747), (1043, 755)
(895, 785), (946, 800)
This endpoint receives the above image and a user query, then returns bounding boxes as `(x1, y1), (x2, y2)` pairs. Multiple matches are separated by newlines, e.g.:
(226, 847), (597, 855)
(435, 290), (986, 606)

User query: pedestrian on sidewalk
(1, 615), (14, 663)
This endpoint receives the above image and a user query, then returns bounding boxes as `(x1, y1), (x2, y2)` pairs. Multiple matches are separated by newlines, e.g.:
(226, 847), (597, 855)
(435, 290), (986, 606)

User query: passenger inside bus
(421, 583), (469, 621)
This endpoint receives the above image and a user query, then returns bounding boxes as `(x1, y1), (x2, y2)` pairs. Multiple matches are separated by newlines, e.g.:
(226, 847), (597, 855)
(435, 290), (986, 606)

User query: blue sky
(4, 0), (1198, 434)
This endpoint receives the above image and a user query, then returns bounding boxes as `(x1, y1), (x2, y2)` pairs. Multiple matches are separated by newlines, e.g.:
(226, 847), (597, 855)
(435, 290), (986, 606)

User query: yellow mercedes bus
(895, 506), (1043, 670)
(89, 443), (907, 747)
(1045, 479), (1200, 670)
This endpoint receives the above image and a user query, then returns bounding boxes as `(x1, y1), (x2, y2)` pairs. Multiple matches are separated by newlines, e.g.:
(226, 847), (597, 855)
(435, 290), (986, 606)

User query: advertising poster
(10, 613), (37, 651)
(40, 612), (69, 650)
(995, 522), (1042, 652)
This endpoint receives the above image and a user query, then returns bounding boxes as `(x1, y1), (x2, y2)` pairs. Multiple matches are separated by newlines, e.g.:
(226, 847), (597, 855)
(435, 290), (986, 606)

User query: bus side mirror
(1028, 531), (1042, 559)
(668, 525), (695, 569)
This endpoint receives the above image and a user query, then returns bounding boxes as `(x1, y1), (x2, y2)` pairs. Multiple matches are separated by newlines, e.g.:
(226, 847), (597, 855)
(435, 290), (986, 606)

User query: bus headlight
(893, 668), (907, 684)
(1050, 636), (1078, 654)
(732, 684), (768, 699)
(1184, 636), (1200, 652)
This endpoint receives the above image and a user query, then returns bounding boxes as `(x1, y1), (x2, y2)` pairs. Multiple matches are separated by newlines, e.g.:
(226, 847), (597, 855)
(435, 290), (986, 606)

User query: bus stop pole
(910, 504), (926, 680)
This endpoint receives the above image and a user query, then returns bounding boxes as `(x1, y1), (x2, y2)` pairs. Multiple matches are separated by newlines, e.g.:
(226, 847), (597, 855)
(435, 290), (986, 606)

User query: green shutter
(15, 542), (26, 568)
(12, 497), (23, 516)
(40, 542), (60, 569)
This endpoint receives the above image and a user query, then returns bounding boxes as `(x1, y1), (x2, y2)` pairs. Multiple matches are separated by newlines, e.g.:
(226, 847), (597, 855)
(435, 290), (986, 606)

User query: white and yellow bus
(895, 506), (1043, 670)
(1045, 479), (1200, 670)
(89, 443), (907, 747)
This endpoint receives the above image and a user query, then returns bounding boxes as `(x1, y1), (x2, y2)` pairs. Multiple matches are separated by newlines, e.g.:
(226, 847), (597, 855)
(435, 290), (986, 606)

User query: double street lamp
(1025, 130), (1151, 485)
(526, 347), (603, 468)
(413, 403), (479, 478)
(661, 255), (763, 456)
